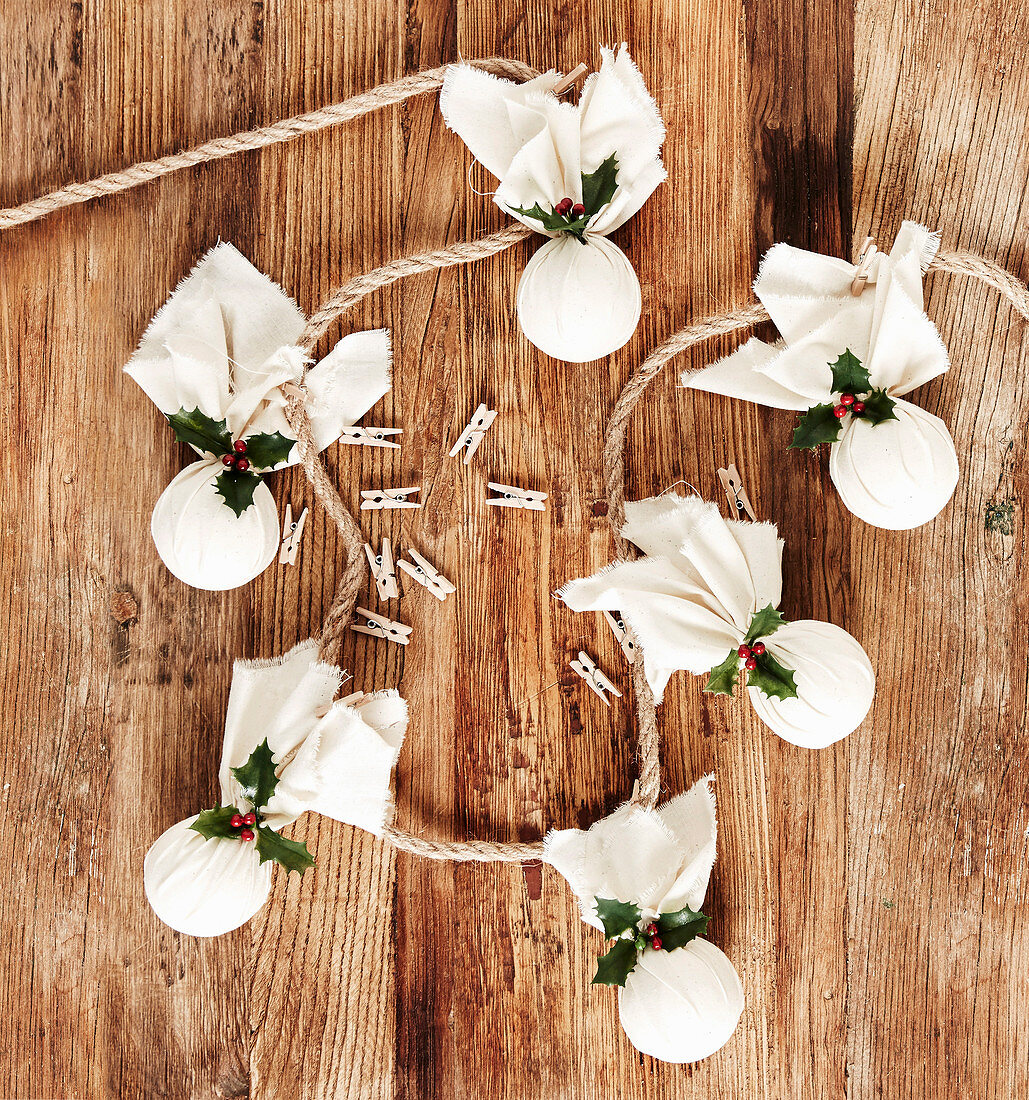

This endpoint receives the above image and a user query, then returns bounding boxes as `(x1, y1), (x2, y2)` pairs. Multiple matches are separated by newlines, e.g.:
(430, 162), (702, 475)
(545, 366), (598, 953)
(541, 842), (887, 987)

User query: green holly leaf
(166, 407), (233, 457)
(743, 604), (788, 645)
(858, 386), (899, 426)
(580, 153), (619, 217)
(789, 402), (843, 450)
(230, 738), (278, 811)
(656, 905), (710, 951)
(591, 938), (638, 987)
(594, 897), (642, 939)
(508, 201), (591, 241)
(254, 826), (315, 875)
(704, 649), (740, 697)
(243, 431), (296, 470)
(746, 651), (799, 702)
(828, 348), (871, 396)
(214, 469), (262, 517)
(190, 804), (243, 841)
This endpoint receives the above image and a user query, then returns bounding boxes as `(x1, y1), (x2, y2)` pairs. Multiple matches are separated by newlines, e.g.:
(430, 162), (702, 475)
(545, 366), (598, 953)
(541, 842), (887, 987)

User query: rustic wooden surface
(1, 1), (1027, 1097)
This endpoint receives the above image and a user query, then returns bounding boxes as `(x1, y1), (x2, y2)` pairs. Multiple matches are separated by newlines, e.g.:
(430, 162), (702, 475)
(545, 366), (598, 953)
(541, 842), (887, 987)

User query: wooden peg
(850, 237), (877, 296)
(553, 62), (588, 95)
(717, 463), (757, 521)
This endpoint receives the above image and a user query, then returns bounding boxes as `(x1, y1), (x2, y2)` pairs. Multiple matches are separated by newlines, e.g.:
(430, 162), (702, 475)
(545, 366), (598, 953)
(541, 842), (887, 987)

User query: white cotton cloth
(440, 46), (664, 361)
(545, 777), (744, 1064)
(125, 242), (392, 589)
(144, 640), (407, 937)
(682, 222), (959, 530)
(559, 494), (874, 747)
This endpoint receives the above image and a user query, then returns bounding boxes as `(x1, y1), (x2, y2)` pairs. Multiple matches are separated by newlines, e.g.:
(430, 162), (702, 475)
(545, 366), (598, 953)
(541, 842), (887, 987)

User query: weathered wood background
(1, 1), (1027, 1097)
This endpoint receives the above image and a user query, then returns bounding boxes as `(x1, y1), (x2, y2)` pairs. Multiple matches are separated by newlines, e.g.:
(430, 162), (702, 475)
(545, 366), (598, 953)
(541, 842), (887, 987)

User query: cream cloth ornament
(558, 494), (875, 748)
(440, 45), (665, 362)
(545, 777), (744, 1064)
(682, 221), (959, 530)
(124, 242), (392, 589)
(144, 640), (407, 937)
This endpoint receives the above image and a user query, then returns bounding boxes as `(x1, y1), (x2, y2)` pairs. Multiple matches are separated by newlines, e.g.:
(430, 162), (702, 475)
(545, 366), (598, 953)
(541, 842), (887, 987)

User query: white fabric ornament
(440, 45), (665, 362)
(144, 640), (407, 937)
(125, 243), (392, 589)
(682, 221), (958, 530)
(545, 777), (744, 1063)
(559, 494), (875, 748)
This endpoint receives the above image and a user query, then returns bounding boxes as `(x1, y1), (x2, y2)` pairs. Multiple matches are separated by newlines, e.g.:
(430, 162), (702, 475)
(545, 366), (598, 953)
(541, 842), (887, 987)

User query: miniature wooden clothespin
(487, 482), (548, 512)
(850, 237), (878, 296)
(397, 547), (456, 602)
(278, 504), (309, 565)
(553, 62), (588, 96)
(448, 403), (497, 464)
(364, 538), (399, 600)
(360, 487), (422, 510)
(350, 607), (412, 646)
(717, 464), (757, 522)
(340, 426), (403, 449)
(570, 650), (622, 707)
(602, 611), (637, 665)
(339, 691), (370, 708)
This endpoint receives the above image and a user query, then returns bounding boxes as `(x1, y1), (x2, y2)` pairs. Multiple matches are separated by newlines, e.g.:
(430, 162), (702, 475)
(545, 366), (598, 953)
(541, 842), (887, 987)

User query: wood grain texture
(0, 1), (1026, 1097)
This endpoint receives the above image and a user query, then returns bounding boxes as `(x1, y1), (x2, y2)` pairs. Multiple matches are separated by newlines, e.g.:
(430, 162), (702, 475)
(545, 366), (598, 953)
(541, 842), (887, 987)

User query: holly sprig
(789, 349), (898, 451)
(509, 154), (619, 243)
(165, 407), (296, 516)
(704, 603), (799, 702)
(190, 738), (315, 875)
(591, 896), (710, 987)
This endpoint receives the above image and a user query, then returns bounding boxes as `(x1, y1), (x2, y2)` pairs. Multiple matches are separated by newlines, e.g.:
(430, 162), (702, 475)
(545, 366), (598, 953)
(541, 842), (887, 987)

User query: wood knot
(110, 589), (138, 626)
(591, 500), (609, 517)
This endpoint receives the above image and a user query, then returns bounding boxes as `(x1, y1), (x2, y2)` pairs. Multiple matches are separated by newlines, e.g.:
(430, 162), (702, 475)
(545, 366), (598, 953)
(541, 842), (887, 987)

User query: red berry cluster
(645, 922), (663, 950)
(229, 810), (259, 842)
(221, 438), (251, 472)
(832, 393), (867, 420)
(555, 196), (586, 218)
(737, 640), (767, 671)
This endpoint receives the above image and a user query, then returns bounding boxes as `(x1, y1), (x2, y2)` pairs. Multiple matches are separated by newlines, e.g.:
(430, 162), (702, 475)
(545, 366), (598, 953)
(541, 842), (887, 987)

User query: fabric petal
(682, 337), (813, 411)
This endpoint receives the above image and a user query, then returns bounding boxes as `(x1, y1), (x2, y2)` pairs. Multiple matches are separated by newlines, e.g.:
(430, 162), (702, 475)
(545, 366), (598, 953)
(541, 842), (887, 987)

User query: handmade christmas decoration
(6, 49), (1029, 1071)
(143, 640), (407, 937)
(682, 223), (960, 530)
(546, 776), (743, 1063)
(440, 46), (665, 361)
(124, 243), (392, 589)
(559, 494), (875, 748)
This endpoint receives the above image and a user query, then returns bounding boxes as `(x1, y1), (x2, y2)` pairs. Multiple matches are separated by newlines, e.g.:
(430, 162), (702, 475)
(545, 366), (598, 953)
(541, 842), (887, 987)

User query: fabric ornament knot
(440, 45), (665, 362)
(545, 776), (743, 1063)
(682, 221), (959, 530)
(124, 242), (393, 589)
(144, 640), (407, 937)
(559, 494), (875, 748)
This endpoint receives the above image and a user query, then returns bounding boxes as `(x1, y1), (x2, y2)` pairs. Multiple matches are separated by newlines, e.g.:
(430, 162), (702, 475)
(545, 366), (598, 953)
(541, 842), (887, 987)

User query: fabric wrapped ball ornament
(440, 45), (665, 362)
(124, 242), (393, 589)
(144, 640), (408, 936)
(682, 221), (958, 530)
(545, 777), (744, 1063)
(558, 493), (875, 748)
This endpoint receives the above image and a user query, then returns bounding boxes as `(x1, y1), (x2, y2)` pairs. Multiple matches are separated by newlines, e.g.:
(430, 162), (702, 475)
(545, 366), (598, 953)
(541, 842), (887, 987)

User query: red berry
(745, 656), (758, 671)
(234, 456), (250, 472)
(233, 439), (248, 454)
(242, 812), (257, 826)
(738, 644), (752, 659)
(240, 828), (255, 842)
(853, 400), (866, 413)
(647, 923), (658, 936)
(752, 641), (766, 656)
(230, 814), (243, 829)
(840, 393), (855, 406)
(651, 936), (663, 950)
(571, 202), (586, 217)
(221, 453), (235, 467)
(833, 405), (848, 419)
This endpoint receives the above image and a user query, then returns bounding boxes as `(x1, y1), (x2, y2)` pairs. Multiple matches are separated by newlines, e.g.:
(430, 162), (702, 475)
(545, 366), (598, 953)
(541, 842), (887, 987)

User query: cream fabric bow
(545, 777), (744, 1064)
(440, 46), (666, 362)
(559, 494), (875, 748)
(144, 640), (407, 937)
(125, 243), (392, 589)
(682, 222), (958, 530)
